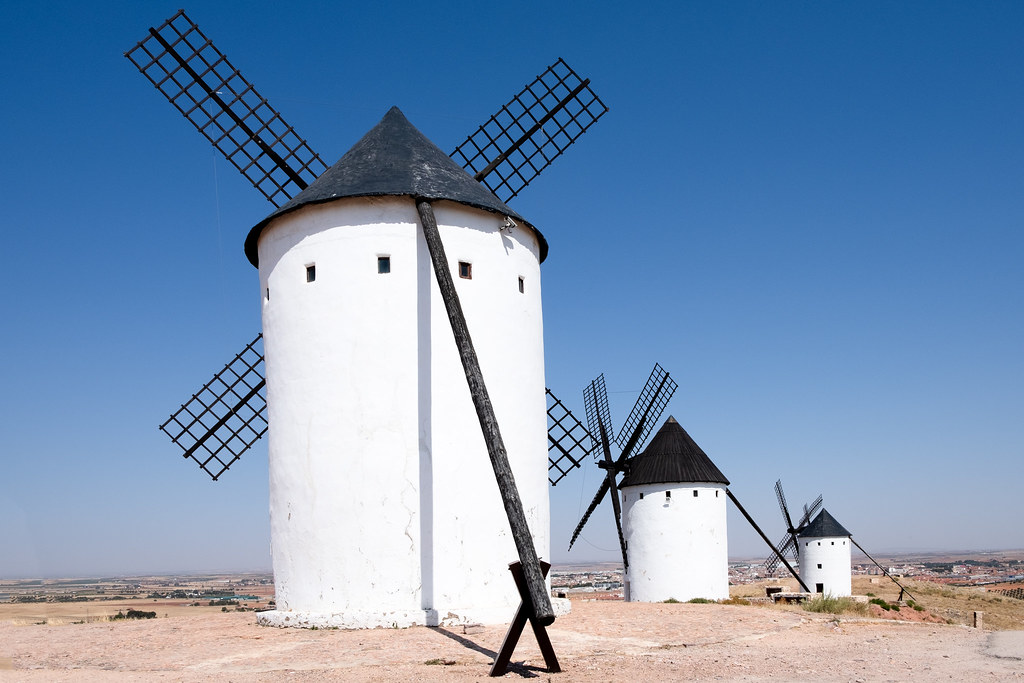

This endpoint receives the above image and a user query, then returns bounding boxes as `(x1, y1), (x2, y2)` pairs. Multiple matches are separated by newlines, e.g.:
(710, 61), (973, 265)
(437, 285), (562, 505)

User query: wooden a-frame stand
(490, 561), (560, 676)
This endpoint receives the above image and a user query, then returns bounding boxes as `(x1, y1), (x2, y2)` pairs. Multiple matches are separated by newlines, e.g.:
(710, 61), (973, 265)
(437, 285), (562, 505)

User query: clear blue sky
(1, 1), (1021, 578)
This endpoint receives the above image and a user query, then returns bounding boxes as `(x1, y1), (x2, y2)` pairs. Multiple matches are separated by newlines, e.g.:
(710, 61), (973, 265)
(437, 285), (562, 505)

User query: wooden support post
(416, 199), (555, 626)
(726, 488), (811, 593)
(851, 537), (916, 602)
(490, 561), (560, 676)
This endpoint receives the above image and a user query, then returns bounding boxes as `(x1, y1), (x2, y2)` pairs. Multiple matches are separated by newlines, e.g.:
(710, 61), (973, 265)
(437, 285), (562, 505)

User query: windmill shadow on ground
(428, 627), (545, 678)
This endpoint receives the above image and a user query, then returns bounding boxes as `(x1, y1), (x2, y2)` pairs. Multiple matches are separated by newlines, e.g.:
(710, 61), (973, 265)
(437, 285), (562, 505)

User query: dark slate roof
(798, 509), (852, 538)
(244, 106), (546, 266)
(619, 417), (730, 487)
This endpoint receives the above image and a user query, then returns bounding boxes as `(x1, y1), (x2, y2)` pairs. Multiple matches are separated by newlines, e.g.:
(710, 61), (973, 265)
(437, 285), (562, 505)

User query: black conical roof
(798, 509), (852, 538)
(620, 417), (730, 487)
(244, 106), (546, 266)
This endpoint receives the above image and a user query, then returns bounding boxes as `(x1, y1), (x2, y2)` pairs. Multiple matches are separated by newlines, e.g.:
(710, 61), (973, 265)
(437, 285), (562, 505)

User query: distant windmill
(798, 508), (853, 596)
(764, 479), (823, 577)
(801, 508), (918, 602)
(767, 483), (917, 601)
(126, 8), (607, 634)
(566, 365), (678, 569)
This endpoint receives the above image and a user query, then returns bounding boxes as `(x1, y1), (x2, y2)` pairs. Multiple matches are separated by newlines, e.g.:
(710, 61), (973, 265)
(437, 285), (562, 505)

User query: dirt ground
(2, 600), (1023, 681)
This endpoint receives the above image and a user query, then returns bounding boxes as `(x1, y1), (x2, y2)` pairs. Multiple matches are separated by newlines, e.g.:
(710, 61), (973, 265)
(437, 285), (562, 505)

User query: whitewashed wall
(799, 535), (852, 597)
(254, 196), (549, 628)
(621, 482), (729, 602)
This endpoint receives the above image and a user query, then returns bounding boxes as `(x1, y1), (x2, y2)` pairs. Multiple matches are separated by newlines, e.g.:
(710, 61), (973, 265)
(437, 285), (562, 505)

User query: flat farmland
(0, 598), (274, 626)
(0, 573), (274, 626)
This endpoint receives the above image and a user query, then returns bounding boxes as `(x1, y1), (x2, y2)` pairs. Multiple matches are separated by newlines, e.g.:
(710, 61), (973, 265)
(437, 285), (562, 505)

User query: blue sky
(1, 1), (1021, 578)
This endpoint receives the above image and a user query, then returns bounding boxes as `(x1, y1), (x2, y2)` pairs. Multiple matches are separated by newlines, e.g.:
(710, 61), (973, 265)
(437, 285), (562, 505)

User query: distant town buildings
(546, 555), (1024, 599)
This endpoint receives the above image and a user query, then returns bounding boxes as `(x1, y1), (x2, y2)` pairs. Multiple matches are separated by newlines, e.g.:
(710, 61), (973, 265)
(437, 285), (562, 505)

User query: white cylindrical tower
(620, 417), (730, 602)
(246, 108), (551, 628)
(798, 509), (853, 597)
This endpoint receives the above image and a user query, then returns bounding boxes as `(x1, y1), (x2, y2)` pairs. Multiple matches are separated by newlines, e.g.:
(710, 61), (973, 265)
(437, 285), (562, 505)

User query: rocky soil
(2, 600), (1022, 681)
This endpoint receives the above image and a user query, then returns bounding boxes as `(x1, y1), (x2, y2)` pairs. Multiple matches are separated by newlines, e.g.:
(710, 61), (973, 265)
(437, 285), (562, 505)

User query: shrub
(111, 609), (156, 620)
(804, 595), (866, 615)
(719, 597), (751, 606)
(663, 597), (681, 603)
(686, 597), (714, 604)
(869, 597), (892, 611)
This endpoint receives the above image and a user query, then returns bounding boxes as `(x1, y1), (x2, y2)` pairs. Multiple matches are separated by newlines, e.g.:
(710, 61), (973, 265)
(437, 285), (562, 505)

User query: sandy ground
(1, 601), (1022, 681)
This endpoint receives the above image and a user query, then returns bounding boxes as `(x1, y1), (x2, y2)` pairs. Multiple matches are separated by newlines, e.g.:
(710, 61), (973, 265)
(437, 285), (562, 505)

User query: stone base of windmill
(257, 598), (571, 630)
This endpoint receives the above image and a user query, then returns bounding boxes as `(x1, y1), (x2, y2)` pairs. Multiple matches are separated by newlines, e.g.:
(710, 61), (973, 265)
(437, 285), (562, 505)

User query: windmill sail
(615, 364), (677, 450)
(569, 477), (612, 550)
(764, 482), (823, 573)
(545, 388), (595, 485)
(158, 335), (267, 480)
(567, 364), (674, 565)
(451, 58), (608, 202)
(568, 413), (648, 560)
(583, 374), (612, 456)
(125, 9), (327, 206)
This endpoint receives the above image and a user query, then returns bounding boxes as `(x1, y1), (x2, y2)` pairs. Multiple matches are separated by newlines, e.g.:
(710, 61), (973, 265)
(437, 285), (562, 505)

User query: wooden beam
(416, 199), (554, 626)
(727, 488), (811, 593)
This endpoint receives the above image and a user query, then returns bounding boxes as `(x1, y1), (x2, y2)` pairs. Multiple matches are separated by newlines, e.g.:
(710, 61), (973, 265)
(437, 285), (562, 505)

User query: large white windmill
(127, 10), (607, 630)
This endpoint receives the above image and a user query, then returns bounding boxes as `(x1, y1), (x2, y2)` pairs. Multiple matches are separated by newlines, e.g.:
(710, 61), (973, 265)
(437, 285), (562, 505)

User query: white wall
(621, 482), (728, 602)
(255, 196), (549, 628)
(799, 536), (852, 597)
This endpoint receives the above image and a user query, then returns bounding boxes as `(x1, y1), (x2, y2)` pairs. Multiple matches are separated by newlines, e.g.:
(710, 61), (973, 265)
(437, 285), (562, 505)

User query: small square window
(306, 264), (316, 282)
(378, 256), (391, 274)
(518, 276), (525, 293)
(639, 492), (644, 500)
(459, 261), (472, 279)
(665, 491), (671, 500)
(693, 490), (698, 497)
(817, 563), (823, 569)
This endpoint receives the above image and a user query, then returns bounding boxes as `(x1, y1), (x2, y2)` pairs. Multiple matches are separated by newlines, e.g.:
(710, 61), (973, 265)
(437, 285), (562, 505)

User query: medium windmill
(764, 479), (823, 578)
(566, 405), (820, 598)
(127, 9), (606, 634)
(619, 416), (732, 602)
(565, 365), (678, 570)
